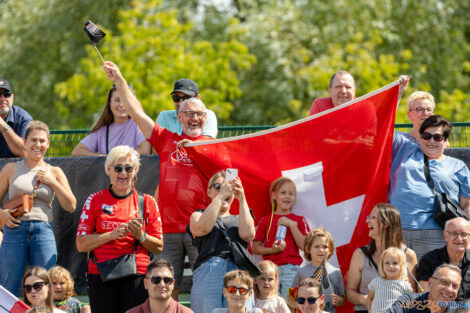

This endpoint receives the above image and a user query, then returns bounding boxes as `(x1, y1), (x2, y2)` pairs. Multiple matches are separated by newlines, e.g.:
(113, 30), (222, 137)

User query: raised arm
(233, 177), (255, 242)
(103, 61), (155, 139)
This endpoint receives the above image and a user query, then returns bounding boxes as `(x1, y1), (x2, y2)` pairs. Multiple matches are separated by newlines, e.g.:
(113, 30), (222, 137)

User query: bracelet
(139, 233), (146, 243)
(1, 124), (10, 134)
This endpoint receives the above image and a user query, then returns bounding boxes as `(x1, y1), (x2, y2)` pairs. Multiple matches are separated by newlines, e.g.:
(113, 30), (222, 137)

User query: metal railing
(48, 123), (470, 156)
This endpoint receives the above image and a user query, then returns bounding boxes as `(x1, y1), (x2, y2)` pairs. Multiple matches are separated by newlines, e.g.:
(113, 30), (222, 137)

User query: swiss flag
(186, 82), (399, 310)
(0, 285), (30, 313)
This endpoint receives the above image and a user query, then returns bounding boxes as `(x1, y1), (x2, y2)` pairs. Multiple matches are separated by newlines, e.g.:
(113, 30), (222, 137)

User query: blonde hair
(304, 227), (335, 261)
(269, 177), (296, 211)
(48, 266), (75, 300)
(25, 120), (50, 140)
(254, 261), (280, 298)
(105, 145), (140, 176)
(406, 91), (435, 111)
(378, 247), (408, 280)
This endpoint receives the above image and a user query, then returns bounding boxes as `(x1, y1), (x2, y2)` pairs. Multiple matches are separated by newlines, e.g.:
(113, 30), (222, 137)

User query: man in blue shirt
(156, 79), (218, 138)
(0, 79), (32, 158)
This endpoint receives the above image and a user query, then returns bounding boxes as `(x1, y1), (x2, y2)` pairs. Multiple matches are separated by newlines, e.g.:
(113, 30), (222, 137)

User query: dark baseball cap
(0, 79), (12, 92)
(171, 79), (199, 96)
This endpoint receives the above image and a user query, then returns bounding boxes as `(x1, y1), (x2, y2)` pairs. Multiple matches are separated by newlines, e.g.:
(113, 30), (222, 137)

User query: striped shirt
(369, 277), (412, 313)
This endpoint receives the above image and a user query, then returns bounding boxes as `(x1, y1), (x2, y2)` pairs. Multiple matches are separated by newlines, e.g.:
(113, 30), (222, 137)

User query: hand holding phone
(226, 168), (238, 182)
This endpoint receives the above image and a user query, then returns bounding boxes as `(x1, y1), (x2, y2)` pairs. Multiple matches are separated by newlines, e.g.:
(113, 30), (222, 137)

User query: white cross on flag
(186, 81), (399, 310)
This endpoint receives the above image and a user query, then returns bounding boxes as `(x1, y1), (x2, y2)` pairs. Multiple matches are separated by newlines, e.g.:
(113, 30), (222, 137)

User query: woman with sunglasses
(0, 121), (76, 296)
(389, 115), (470, 260)
(71, 85), (151, 156)
(22, 266), (66, 312)
(76, 145), (163, 313)
(188, 170), (256, 313)
(296, 278), (326, 313)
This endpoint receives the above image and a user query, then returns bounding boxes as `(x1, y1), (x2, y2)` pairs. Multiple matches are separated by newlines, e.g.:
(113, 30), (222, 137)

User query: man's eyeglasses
(147, 276), (174, 285)
(211, 183), (222, 192)
(24, 282), (48, 293)
(297, 296), (320, 304)
(445, 231), (470, 239)
(421, 132), (444, 142)
(409, 107), (434, 114)
(431, 276), (460, 290)
(172, 94), (193, 103)
(225, 286), (250, 295)
(179, 110), (206, 119)
(0, 91), (12, 98)
(114, 165), (134, 173)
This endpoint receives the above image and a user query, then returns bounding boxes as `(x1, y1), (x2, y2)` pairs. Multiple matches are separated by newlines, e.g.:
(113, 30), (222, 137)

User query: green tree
(55, 0), (255, 128)
(0, 0), (129, 127)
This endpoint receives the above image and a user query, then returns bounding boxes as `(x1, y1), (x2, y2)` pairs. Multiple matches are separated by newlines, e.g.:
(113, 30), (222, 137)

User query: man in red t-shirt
(104, 61), (213, 299)
(309, 70), (356, 115)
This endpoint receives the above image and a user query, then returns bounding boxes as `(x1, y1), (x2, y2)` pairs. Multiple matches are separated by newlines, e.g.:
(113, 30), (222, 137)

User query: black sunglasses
(0, 90), (12, 98)
(114, 165), (134, 173)
(148, 276), (174, 285)
(172, 94), (193, 103)
(211, 182), (221, 191)
(297, 296), (320, 305)
(421, 132), (444, 142)
(24, 281), (48, 293)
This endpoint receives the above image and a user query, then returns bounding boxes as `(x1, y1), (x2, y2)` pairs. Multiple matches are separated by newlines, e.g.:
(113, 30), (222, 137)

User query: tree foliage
(55, 0), (254, 128)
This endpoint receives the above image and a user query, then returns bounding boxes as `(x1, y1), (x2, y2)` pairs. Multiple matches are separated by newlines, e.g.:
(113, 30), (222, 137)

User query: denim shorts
(0, 220), (57, 296)
(278, 263), (299, 299)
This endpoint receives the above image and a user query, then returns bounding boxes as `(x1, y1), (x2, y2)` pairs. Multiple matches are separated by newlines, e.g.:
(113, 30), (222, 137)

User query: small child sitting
(48, 266), (91, 313)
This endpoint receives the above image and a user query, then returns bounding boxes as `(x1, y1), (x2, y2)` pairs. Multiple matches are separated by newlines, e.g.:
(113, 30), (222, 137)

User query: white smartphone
(226, 168), (238, 181)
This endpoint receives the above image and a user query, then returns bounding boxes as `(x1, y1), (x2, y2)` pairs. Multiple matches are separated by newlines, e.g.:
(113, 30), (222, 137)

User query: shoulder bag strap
(360, 246), (379, 272)
(423, 155), (438, 196)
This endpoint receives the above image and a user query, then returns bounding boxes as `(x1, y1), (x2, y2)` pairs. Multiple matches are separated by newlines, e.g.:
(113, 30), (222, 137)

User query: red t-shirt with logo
(77, 189), (163, 275)
(148, 123), (212, 233)
(254, 213), (310, 266)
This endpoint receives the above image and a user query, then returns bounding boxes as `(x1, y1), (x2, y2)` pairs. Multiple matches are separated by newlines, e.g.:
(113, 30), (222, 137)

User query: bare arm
(233, 177), (255, 242)
(278, 216), (305, 250)
(405, 248), (418, 291)
(136, 140), (152, 155)
(71, 143), (105, 156)
(189, 182), (234, 237)
(459, 195), (470, 216)
(367, 290), (374, 312)
(103, 61), (155, 139)
(36, 167), (76, 213)
(76, 223), (127, 252)
(346, 248), (368, 306)
(0, 163), (21, 228)
(251, 240), (285, 256)
(0, 120), (26, 157)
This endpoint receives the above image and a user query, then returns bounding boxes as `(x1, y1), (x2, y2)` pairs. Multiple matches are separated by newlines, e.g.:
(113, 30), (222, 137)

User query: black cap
(0, 79), (12, 92)
(171, 79), (198, 96)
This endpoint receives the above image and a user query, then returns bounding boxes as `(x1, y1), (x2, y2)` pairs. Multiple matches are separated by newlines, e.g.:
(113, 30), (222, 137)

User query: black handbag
(217, 220), (262, 277)
(423, 155), (469, 228)
(90, 192), (146, 282)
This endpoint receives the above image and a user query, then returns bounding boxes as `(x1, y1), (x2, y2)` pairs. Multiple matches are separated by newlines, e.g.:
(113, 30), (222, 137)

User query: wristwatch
(1, 124), (9, 134)
(139, 233), (147, 243)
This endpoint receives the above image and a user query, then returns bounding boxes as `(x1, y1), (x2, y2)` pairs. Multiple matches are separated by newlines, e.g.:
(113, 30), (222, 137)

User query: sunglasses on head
(421, 132), (444, 142)
(225, 286), (250, 295)
(0, 90), (12, 98)
(114, 165), (134, 173)
(211, 182), (222, 191)
(147, 276), (174, 285)
(297, 296), (320, 305)
(24, 281), (48, 293)
(172, 94), (193, 103)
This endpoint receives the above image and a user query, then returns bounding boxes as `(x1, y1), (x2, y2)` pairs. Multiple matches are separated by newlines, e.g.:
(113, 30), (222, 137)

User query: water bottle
(275, 225), (287, 241)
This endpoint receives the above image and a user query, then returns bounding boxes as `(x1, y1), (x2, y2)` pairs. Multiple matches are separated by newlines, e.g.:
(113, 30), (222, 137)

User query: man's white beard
(0, 106), (9, 118)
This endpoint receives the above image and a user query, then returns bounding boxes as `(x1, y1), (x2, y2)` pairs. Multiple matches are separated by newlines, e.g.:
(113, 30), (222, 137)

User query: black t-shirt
(187, 210), (245, 271)
(417, 246), (470, 301)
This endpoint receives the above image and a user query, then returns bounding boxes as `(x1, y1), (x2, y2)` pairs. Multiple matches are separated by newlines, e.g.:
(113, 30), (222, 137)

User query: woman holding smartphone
(76, 145), (163, 313)
(188, 170), (256, 313)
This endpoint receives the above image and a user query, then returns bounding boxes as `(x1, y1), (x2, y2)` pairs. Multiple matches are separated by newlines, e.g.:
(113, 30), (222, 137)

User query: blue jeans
(279, 263), (299, 299)
(0, 221), (57, 296)
(190, 256), (255, 313)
